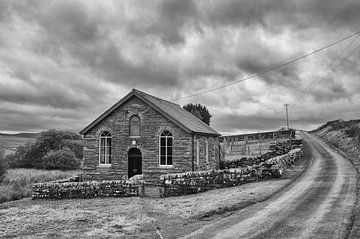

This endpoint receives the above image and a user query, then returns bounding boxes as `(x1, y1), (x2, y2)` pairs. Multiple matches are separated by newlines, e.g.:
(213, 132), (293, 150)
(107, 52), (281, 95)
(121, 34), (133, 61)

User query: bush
(0, 150), (8, 183)
(345, 125), (360, 139)
(8, 129), (83, 169)
(41, 148), (80, 170)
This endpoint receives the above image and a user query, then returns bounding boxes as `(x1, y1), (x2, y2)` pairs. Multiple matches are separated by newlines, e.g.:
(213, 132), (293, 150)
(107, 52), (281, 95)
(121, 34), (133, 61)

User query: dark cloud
(0, 0), (360, 133)
(307, 76), (351, 102)
(157, 0), (198, 45)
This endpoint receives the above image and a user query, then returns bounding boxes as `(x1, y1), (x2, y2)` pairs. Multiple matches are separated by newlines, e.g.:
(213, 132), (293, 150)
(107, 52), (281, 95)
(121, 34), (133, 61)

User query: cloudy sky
(1, 0), (360, 135)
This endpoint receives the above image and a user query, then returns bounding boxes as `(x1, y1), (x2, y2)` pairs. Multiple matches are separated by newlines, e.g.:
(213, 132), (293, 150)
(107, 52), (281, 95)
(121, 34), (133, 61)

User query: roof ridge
(80, 88), (220, 136)
(179, 106), (218, 131)
(134, 89), (218, 133)
(132, 89), (180, 106)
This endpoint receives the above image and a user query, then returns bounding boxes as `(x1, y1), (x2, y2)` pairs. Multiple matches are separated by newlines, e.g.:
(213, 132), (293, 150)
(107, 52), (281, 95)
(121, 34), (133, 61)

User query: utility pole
(284, 103), (289, 130)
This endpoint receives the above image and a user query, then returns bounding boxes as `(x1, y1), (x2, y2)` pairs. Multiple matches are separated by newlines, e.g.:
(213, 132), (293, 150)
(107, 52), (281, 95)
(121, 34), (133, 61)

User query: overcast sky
(1, 0), (360, 135)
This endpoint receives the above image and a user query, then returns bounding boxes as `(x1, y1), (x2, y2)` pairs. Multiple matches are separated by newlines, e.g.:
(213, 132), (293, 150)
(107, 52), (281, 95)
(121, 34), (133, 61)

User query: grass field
(0, 135), (36, 155)
(0, 169), (80, 203)
(0, 152), (309, 238)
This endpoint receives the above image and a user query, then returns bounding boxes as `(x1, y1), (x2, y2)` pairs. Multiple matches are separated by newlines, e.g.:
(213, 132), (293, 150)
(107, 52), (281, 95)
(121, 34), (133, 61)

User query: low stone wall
(32, 144), (303, 199)
(220, 139), (302, 169)
(32, 180), (141, 199)
(160, 147), (303, 197)
(262, 147), (303, 177)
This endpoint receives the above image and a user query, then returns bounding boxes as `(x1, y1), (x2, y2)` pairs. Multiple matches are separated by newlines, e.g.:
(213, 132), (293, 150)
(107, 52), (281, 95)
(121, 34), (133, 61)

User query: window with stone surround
(130, 115), (140, 137)
(196, 140), (200, 165)
(99, 131), (112, 165)
(159, 130), (173, 166)
(205, 140), (208, 163)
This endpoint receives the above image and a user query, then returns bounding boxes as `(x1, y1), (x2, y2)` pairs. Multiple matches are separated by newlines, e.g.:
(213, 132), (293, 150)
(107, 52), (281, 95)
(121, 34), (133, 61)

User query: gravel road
(182, 132), (357, 239)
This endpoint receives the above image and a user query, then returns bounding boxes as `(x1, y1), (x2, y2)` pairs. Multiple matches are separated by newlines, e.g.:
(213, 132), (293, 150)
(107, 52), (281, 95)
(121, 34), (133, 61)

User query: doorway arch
(128, 148), (142, 178)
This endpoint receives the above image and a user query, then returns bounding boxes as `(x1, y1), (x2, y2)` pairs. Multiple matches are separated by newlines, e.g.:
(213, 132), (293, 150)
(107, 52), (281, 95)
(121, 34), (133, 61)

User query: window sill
(159, 165), (174, 168)
(98, 164), (112, 168)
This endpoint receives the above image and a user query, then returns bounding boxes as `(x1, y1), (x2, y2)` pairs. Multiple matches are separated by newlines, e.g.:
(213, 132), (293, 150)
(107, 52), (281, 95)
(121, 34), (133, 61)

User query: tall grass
(0, 168), (80, 203)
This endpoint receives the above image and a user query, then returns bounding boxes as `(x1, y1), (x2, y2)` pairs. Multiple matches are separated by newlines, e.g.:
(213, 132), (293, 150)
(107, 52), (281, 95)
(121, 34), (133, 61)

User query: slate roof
(80, 89), (221, 136)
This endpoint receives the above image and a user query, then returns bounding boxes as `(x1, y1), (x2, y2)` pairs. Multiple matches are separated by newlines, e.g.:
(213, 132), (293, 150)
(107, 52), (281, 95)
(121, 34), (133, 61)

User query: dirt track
(182, 132), (358, 239)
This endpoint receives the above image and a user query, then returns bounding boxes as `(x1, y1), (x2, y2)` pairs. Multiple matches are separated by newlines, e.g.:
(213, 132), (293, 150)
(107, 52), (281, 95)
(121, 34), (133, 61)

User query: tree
(9, 129), (83, 170)
(41, 148), (80, 170)
(183, 103), (212, 125)
(8, 142), (33, 168)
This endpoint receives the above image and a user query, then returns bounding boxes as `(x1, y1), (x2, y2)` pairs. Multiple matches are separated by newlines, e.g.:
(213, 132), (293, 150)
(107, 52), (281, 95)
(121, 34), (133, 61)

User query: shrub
(8, 129), (83, 169)
(0, 150), (7, 183)
(41, 148), (80, 170)
(345, 125), (360, 139)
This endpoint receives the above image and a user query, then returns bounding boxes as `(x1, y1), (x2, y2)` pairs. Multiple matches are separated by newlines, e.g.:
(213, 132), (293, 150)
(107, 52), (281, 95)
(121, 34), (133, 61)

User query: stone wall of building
(193, 135), (220, 171)
(82, 96), (220, 180)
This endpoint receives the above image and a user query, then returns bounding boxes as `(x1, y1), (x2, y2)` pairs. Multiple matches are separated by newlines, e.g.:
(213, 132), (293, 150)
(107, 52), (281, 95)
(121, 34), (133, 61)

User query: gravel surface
(182, 132), (357, 239)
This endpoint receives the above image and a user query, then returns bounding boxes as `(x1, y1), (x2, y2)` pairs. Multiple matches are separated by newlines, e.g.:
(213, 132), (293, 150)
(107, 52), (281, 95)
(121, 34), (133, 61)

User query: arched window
(130, 115), (140, 137)
(99, 131), (112, 165)
(159, 130), (173, 166)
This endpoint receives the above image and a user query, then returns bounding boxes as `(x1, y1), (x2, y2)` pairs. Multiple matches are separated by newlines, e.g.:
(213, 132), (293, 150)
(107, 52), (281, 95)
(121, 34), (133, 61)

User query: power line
(294, 34), (360, 101)
(173, 30), (360, 101)
(295, 40), (360, 102)
(332, 42), (360, 72)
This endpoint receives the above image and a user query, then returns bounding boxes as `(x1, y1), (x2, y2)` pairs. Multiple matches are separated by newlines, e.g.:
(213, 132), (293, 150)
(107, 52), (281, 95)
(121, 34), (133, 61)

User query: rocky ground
(0, 147), (309, 239)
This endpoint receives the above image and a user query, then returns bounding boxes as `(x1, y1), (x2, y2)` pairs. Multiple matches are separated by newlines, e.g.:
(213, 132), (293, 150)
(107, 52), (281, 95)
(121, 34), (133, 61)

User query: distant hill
(0, 132), (40, 138)
(310, 119), (360, 133)
(0, 133), (38, 155)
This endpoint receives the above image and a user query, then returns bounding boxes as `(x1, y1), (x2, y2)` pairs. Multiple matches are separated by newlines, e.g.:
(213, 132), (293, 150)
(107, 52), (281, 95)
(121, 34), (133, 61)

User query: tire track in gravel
(182, 132), (357, 239)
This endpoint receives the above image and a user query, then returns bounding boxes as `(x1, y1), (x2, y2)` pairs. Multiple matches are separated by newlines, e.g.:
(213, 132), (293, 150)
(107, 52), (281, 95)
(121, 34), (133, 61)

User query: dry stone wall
(160, 147), (303, 197)
(32, 179), (141, 199)
(220, 139), (301, 169)
(32, 141), (302, 199)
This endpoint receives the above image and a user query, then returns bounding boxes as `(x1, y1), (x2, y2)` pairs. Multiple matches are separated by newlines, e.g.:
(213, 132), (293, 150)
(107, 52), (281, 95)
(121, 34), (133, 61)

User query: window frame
(159, 130), (173, 167)
(129, 115), (141, 138)
(99, 131), (112, 166)
(205, 140), (209, 163)
(196, 139), (200, 165)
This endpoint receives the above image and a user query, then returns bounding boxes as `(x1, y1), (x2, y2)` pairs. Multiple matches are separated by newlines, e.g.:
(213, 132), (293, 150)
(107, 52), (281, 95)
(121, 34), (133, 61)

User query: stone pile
(269, 139), (292, 156)
(291, 139), (303, 149)
(32, 180), (141, 199)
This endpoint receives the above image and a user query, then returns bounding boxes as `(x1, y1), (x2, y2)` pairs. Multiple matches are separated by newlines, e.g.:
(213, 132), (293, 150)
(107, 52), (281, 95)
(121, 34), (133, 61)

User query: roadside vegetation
(0, 150), (7, 183)
(312, 119), (360, 239)
(0, 168), (80, 203)
(0, 129), (83, 203)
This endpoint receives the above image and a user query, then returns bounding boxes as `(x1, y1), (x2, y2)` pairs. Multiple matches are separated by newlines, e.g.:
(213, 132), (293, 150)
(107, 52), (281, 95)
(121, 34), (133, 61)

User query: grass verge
(0, 168), (80, 203)
(313, 133), (360, 239)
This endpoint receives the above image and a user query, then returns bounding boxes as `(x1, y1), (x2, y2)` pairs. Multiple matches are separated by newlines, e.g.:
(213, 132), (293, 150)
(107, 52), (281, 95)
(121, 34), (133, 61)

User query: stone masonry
(82, 95), (219, 181)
